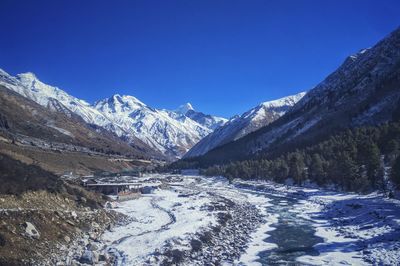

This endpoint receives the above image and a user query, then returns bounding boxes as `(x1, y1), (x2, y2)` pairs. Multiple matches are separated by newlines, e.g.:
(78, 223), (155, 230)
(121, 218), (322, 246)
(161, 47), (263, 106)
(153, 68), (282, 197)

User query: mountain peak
(95, 93), (147, 115)
(176, 103), (194, 115)
(106, 94), (145, 105)
(17, 72), (38, 81)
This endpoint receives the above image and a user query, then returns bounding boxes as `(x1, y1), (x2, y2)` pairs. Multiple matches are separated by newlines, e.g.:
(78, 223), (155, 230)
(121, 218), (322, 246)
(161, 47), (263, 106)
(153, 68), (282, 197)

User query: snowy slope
(0, 69), (216, 158)
(0, 70), (118, 132)
(184, 92), (306, 158)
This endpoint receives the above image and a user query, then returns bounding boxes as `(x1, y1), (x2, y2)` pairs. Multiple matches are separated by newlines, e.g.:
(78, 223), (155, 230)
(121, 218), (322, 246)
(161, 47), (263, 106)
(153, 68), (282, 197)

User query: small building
(84, 182), (141, 195)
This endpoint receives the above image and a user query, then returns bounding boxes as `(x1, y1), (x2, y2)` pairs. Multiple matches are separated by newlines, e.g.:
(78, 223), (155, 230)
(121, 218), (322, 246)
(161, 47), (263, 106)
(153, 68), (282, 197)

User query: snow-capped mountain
(184, 92), (306, 158)
(190, 27), (400, 164)
(0, 84), (154, 159)
(95, 95), (211, 158)
(175, 103), (228, 130)
(0, 70), (219, 158)
(0, 70), (116, 131)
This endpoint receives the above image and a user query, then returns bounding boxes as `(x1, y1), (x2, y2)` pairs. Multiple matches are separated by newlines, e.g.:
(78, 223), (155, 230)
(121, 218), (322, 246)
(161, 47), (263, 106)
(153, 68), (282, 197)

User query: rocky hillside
(0, 154), (122, 265)
(184, 92), (305, 158)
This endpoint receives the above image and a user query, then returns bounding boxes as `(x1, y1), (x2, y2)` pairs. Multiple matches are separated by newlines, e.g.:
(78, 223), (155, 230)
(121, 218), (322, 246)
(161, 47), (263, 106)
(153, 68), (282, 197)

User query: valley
(0, 3), (399, 265)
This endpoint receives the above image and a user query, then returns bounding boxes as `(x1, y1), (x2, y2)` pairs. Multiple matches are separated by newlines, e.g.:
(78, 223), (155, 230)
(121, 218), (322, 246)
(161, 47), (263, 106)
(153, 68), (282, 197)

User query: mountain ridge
(0, 69), (226, 159)
(183, 92), (306, 158)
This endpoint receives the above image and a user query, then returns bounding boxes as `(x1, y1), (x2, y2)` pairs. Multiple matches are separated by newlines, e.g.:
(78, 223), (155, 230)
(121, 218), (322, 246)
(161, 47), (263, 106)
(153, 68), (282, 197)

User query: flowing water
(235, 183), (324, 265)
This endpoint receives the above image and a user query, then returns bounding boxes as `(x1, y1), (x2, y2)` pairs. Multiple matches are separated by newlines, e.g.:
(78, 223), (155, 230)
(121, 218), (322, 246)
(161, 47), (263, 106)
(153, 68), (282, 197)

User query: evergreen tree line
(200, 122), (400, 193)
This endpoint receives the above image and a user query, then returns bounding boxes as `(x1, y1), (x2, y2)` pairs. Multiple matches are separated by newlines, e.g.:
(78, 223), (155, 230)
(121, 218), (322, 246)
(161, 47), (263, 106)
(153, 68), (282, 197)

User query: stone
(98, 254), (107, 261)
(79, 250), (94, 264)
(23, 222), (40, 239)
(89, 233), (97, 240)
(64, 235), (71, 243)
(71, 211), (78, 219)
(91, 222), (99, 228)
(92, 251), (99, 263)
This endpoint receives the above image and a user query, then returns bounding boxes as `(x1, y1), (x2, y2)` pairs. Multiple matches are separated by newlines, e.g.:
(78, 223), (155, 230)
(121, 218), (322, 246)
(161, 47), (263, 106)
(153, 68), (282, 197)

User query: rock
(79, 250), (94, 264)
(89, 232), (98, 240)
(98, 254), (107, 262)
(23, 222), (40, 239)
(64, 236), (71, 243)
(71, 211), (78, 219)
(0, 233), (6, 246)
(78, 238), (89, 246)
(86, 243), (98, 251)
(105, 201), (113, 209)
(92, 251), (99, 263)
(71, 259), (82, 266)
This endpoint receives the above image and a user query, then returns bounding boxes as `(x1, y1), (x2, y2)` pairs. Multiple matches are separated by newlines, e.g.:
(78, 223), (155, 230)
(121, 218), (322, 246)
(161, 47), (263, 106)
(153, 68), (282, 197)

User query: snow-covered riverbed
(100, 174), (400, 265)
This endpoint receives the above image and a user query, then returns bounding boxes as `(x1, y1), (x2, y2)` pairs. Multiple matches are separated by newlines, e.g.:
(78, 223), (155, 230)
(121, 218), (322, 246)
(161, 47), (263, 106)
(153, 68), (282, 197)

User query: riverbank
(99, 175), (267, 265)
(233, 179), (400, 265)
(98, 174), (400, 265)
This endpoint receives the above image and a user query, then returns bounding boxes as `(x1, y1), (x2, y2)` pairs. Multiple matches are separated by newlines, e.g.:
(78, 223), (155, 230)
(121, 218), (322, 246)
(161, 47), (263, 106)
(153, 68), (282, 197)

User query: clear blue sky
(1, 0), (399, 118)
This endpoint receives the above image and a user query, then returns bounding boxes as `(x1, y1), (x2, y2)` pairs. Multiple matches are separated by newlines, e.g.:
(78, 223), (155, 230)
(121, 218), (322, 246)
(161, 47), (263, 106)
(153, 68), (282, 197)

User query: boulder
(23, 222), (40, 239)
(79, 250), (94, 264)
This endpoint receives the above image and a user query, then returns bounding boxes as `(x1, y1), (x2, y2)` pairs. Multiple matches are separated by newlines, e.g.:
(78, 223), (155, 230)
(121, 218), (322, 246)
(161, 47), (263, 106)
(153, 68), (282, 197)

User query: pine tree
(392, 156), (400, 187)
(360, 142), (382, 188)
(309, 154), (325, 185)
(289, 152), (306, 184)
(334, 152), (361, 191)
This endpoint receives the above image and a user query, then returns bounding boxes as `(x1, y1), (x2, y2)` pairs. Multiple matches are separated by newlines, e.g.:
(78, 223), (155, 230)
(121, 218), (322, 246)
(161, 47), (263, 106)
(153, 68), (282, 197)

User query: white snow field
(100, 174), (400, 265)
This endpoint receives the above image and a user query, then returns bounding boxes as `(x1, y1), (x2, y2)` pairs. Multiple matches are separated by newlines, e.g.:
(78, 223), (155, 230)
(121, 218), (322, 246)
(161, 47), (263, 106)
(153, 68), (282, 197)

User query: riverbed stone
(23, 222), (40, 239)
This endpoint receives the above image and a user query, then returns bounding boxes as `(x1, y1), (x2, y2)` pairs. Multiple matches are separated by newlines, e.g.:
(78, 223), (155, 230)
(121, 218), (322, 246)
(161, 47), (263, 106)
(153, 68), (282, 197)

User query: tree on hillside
(392, 156), (400, 188)
(359, 142), (382, 189)
(309, 154), (325, 185)
(330, 152), (363, 191)
(288, 152), (306, 184)
(272, 158), (289, 182)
